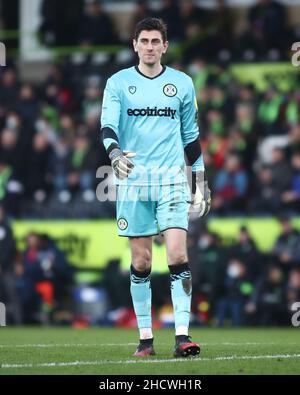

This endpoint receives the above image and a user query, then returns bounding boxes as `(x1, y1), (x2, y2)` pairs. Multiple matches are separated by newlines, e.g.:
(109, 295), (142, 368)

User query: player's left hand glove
(109, 148), (136, 180)
(190, 171), (211, 217)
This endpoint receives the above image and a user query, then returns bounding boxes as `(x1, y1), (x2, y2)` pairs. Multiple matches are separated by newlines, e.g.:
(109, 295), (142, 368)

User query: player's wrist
(191, 170), (206, 195)
(109, 147), (122, 162)
(194, 170), (206, 184)
(190, 169), (211, 217)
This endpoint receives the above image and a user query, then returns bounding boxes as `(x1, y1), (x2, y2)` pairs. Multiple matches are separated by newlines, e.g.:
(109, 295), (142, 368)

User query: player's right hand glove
(109, 148), (136, 180)
(190, 171), (211, 217)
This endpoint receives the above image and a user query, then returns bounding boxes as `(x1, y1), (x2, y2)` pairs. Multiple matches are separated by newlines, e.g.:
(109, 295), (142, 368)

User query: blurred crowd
(104, 217), (300, 327)
(0, 0), (299, 218)
(193, 63), (300, 216)
(1, 57), (300, 217)
(0, 64), (113, 218)
(188, 217), (300, 326)
(36, 0), (297, 63)
(1, 204), (299, 326)
(0, 206), (73, 324)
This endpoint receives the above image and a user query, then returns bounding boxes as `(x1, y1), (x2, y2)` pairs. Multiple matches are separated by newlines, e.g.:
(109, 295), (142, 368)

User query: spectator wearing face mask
(229, 226), (263, 282)
(193, 229), (226, 315)
(215, 258), (254, 326)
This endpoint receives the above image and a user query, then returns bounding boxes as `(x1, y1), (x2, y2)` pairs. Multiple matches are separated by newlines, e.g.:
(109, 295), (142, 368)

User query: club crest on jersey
(128, 86), (136, 94)
(163, 84), (177, 97)
(118, 218), (128, 230)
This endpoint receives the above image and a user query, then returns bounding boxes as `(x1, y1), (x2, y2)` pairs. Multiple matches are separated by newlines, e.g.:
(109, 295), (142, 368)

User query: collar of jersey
(135, 65), (166, 80)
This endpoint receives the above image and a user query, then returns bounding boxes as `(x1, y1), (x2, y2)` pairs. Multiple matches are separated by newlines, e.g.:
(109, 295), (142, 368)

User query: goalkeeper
(100, 17), (211, 358)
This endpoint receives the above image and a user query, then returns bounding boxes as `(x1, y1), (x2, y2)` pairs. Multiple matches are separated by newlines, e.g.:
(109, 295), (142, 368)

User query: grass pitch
(0, 327), (300, 375)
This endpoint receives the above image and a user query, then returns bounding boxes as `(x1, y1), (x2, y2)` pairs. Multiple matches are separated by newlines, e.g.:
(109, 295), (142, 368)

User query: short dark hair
(134, 17), (168, 42)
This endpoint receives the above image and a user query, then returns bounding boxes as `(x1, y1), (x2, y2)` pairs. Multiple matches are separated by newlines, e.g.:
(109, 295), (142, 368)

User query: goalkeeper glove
(109, 148), (136, 180)
(190, 171), (211, 217)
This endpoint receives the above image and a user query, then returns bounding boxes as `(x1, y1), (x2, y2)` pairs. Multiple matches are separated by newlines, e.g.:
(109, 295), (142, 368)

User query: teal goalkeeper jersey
(101, 65), (202, 185)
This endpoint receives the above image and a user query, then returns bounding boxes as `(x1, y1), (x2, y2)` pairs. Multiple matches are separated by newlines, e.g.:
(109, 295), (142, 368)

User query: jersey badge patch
(128, 86), (137, 94)
(163, 84), (177, 97)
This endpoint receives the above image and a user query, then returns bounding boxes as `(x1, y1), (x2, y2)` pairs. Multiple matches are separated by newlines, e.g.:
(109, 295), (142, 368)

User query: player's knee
(167, 251), (187, 266)
(132, 250), (152, 271)
(132, 261), (151, 272)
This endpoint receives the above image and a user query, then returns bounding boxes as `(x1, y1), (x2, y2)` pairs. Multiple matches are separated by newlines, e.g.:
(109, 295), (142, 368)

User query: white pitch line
(2, 354), (300, 369)
(0, 343), (137, 348)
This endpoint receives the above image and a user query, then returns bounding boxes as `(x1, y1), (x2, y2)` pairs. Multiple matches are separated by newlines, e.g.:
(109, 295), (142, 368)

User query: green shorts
(116, 183), (190, 237)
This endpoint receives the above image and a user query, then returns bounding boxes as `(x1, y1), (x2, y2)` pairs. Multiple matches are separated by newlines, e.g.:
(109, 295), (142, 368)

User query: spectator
(247, 0), (287, 52)
(247, 264), (288, 326)
(237, 0), (288, 60)
(0, 128), (23, 215)
(205, 134), (229, 169)
(180, 0), (206, 30)
(209, 0), (235, 54)
(192, 229), (226, 313)
(39, 0), (82, 47)
(229, 226), (262, 281)
(288, 124), (300, 154)
(0, 161), (21, 216)
(38, 234), (73, 310)
(4, 110), (33, 155)
(130, 1), (153, 39)
(227, 128), (253, 172)
(66, 129), (99, 193)
(16, 84), (40, 127)
(0, 128), (22, 176)
(24, 133), (53, 200)
(215, 258), (254, 326)
(269, 147), (292, 205)
(0, 205), (22, 324)
(58, 114), (77, 143)
(286, 268), (300, 309)
(0, 68), (19, 112)
(19, 232), (72, 323)
(49, 132), (72, 192)
(157, 0), (184, 42)
(234, 103), (258, 146)
(281, 151), (300, 212)
(213, 154), (249, 214)
(258, 87), (283, 135)
(249, 165), (281, 213)
(18, 233), (43, 323)
(273, 217), (300, 271)
(82, 83), (102, 125)
(280, 90), (300, 129)
(78, 0), (118, 46)
(206, 109), (225, 136)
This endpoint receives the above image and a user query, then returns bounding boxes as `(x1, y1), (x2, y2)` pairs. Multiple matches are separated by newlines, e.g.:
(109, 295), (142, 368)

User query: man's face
(133, 30), (168, 66)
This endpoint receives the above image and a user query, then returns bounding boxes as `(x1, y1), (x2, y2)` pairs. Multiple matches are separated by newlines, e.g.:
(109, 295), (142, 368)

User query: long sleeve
(101, 77), (121, 151)
(181, 77), (204, 172)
